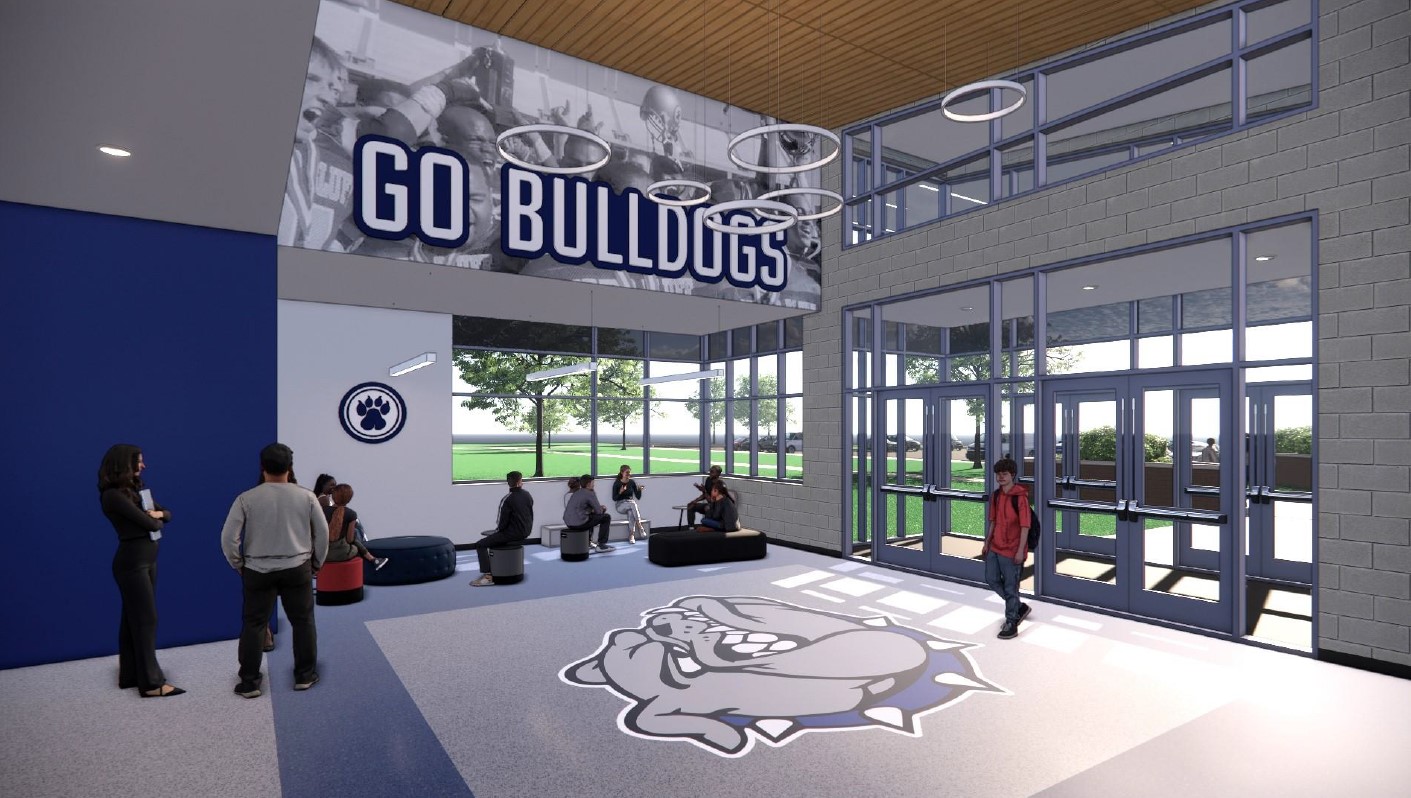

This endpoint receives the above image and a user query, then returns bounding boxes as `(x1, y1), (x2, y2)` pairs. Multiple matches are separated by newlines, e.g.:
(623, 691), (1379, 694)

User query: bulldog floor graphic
(560, 595), (1006, 757)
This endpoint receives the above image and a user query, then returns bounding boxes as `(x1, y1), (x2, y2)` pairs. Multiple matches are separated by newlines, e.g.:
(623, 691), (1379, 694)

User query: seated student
(685, 465), (723, 526)
(563, 476), (580, 510)
(564, 473), (613, 552)
(312, 474), (337, 508)
(612, 465), (646, 543)
(695, 481), (740, 533)
(469, 471), (534, 587)
(323, 484), (388, 570)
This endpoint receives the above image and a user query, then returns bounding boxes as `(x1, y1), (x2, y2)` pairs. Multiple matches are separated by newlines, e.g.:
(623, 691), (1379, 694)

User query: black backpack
(993, 489), (1041, 550)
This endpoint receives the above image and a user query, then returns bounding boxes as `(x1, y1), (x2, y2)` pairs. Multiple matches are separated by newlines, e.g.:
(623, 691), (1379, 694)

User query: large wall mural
(561, 596), (1005, 757)
(281, 0), (822, 310)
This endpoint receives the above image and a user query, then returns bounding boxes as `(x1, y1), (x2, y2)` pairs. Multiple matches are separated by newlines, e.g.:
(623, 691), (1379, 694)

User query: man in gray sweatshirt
(220, 443), (329, 698)
(563, 473), (613, 552)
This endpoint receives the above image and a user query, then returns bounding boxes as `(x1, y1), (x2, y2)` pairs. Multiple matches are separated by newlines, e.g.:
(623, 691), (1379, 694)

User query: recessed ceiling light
(1254, 255), (1275, 261)
(98, 145), (131, 157)
(1081, 284), (1098, 291)
(960, 306), (975, 311)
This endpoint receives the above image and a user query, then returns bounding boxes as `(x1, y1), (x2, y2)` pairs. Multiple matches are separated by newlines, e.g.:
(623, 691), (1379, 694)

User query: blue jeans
(699, 518), (723, 530)
(984, 551), (1023, 622)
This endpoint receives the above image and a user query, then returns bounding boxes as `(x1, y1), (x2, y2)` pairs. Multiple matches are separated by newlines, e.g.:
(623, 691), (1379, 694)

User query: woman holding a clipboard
(98, 444), (183, 697)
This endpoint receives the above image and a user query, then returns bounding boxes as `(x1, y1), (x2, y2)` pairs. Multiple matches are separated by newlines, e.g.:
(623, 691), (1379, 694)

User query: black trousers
(686, 500), (708, 526)
(568, 512), (612, 546)
(113, 538), (164, 690)
(470, 530), (527, 573)
(239, 562), (317, 684)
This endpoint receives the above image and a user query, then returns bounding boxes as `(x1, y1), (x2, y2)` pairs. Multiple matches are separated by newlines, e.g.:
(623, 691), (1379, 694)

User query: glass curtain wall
(843, 0), (1314, 247)
(453, 316), (804, 483)
(844, 215), (1315, 647)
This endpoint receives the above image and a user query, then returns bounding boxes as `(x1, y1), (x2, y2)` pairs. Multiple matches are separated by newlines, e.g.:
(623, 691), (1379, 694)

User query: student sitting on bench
(695, 481), (739, 533)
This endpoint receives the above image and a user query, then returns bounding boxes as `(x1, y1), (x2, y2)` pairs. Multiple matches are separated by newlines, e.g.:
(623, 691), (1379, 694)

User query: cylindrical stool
(560, 528), (590, 562)
(316, 557), (364, 605)
(488, 545), (525, 585)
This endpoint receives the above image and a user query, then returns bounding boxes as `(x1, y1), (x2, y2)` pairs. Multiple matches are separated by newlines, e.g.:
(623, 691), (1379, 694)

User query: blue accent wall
(0, 201), (276, 669)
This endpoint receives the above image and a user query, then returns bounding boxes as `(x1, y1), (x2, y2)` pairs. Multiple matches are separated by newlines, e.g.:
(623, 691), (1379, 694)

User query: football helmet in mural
(561, 595), (1004, 757)
(640, 84), (683, 157)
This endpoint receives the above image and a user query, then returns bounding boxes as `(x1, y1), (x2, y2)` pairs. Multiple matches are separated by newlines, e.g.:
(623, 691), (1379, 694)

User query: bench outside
(540, 519), (651, 548)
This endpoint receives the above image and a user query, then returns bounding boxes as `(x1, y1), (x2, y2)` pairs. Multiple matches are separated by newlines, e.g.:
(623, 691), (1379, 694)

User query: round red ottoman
(316, 557), (365, 605)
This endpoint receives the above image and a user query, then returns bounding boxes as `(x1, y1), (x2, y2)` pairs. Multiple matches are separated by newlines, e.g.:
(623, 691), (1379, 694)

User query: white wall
(278, 299), (702, 545)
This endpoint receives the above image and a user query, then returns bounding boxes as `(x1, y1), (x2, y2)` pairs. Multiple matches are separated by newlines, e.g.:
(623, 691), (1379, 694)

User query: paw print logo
(356, 394), (391, 431)
(339, 383), (406, 444)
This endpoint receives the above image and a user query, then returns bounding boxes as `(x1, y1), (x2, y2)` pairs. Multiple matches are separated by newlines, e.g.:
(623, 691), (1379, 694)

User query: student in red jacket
(982, 457), (1032, 639)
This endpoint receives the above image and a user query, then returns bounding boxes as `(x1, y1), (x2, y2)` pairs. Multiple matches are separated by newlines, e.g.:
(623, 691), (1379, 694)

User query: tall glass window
(841, 0), (1314, 249)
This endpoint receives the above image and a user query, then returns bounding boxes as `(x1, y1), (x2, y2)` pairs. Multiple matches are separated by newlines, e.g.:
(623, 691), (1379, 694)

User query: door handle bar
(1048, 498), (1123, 514)
(880, 484), (988, 502)
(1127, 502), (1227, 524)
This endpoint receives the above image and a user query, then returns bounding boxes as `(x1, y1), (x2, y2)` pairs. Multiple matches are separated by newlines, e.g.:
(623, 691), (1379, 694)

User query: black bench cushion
(647, 529), (767, 567)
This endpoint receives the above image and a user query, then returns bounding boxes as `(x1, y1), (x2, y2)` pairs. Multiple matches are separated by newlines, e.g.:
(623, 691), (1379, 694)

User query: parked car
(758, 435), (779, 453)
(782, 432), (803, 454)
(884, 434), (921, 452)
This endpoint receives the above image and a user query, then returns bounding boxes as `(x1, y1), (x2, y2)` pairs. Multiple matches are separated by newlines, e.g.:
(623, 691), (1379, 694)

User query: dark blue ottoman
(364, 536), (456, 585)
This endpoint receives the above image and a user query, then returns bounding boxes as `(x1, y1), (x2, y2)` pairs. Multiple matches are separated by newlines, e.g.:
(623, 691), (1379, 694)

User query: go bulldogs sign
(352, 136), (789, 293)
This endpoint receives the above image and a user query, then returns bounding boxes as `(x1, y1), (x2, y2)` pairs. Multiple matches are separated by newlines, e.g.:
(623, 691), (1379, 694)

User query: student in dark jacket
(470, 471), (534, 586)
(564, 474), (613, 552)
(685, 465), (723, 526)
(98, 444), (184, 698)
(695, 481), (740, 532)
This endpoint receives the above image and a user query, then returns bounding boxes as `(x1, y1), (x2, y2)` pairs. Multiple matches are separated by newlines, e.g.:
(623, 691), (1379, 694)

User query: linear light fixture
(526, 361), (597, 382)
(389, 352), (436, 377)
(638, 368), (724, 387)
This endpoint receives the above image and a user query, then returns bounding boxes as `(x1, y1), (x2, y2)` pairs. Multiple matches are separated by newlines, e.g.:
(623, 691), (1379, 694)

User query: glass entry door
(875, 387), (990, 581)
(1246, 385), (1314, 584)
(1041, 370), (1235, 633)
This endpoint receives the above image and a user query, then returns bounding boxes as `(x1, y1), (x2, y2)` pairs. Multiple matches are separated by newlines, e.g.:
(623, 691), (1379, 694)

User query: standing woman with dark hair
(312, 474), (337, 507)
(98, 444), (184, 697)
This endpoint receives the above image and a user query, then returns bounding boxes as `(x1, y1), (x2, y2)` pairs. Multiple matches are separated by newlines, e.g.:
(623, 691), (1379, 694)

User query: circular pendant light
(495, 124), (611, 175)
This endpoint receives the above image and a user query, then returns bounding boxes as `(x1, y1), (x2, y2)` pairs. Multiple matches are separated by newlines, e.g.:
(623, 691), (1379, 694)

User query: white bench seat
(540, 519), (651, 548)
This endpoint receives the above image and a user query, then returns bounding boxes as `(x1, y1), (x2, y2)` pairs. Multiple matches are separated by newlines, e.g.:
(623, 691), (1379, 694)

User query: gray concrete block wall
(750, 0), (1411, 665)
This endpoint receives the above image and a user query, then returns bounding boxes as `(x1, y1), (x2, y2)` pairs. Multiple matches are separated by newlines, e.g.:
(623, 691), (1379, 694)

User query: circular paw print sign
(338, 382), (407, 444)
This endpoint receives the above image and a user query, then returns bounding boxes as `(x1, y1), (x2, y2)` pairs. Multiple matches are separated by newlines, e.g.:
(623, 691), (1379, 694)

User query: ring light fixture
(701, 198), (798, 236)
(755, 186), (844, 221)
(726, 123), (840, 174)
(940, 79), (1027, 123)
(495, 124), (611, 175)
(645, 179), (713, 207)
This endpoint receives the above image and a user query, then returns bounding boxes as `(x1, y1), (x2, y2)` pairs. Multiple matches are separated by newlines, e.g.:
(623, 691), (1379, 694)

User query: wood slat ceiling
(399, 0), (1216, 129)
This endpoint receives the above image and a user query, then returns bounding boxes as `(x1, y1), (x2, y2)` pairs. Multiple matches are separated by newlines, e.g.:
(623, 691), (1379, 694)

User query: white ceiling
(0, 0), (321, 235)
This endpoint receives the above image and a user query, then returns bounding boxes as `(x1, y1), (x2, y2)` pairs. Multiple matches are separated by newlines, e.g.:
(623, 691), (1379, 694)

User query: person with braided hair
(322, 484), (387, 570)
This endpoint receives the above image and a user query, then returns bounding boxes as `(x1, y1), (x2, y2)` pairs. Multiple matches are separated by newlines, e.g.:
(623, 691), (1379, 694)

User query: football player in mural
(438, 105), (499, 170)
(640, 84), (685, 164)
(562, 595), (1000, 756)
(281, 39), (501, 251)
(279, 37), (355, 251)
(408, 162), (513, 271)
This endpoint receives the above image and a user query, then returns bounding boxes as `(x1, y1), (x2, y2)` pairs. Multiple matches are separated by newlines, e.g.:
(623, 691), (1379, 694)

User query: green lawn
(452, 443), (802, 482)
